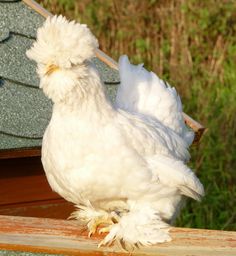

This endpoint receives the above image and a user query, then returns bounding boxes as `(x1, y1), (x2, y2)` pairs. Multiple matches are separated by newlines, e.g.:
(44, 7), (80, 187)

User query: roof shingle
(0, 0), (119, 154)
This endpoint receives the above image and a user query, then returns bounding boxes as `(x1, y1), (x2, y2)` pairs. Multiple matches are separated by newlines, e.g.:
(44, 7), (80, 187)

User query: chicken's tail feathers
(148, 155), (204, 201)
(26, 15), (98, 68)
(116, 55), (194, 146)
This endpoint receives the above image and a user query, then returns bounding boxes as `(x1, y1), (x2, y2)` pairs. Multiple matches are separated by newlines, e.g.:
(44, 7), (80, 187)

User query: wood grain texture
(0, 200), (74, 219)
(0, 215), (235, 255)
(23, 0), (52, 18)
(22, 0), (206, 142)
(0, 157), (57, 205)
(0, 157), (74, 219)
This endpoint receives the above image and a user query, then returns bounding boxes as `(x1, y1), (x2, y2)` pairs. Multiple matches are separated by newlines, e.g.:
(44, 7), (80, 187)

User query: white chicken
(26, 16), (204, 249)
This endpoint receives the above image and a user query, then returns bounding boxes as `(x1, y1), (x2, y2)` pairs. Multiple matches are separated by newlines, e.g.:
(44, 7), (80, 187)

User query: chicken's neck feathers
(53, 66), (114, 120)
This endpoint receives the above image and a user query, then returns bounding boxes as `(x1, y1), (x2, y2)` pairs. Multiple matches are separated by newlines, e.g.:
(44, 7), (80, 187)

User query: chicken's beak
(45, 63), (60, 76)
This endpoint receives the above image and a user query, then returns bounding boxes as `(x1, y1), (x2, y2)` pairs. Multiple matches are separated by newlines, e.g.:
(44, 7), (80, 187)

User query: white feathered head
(26, 15), (99, 103)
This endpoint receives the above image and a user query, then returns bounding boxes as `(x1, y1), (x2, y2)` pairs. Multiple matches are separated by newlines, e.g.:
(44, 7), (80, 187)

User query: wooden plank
(0, 215), (235, 255)
(182, 113), (207, 144)
(0, 173), (58, 205)
(96, 48), (119, 70)
(22, 0), (206, 142)
(23, 0), (52, 18)
(0, 156), (75, 219)
(0, 157), (59, 205)
(0, 147), (41, 159)
(0, 156), (42, 178)
(0, 200), (74, 219)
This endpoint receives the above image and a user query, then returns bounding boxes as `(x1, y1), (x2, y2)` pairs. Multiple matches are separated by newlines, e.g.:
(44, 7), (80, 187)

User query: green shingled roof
(0, 250), (63, 256)
(0, 1), (119, 153)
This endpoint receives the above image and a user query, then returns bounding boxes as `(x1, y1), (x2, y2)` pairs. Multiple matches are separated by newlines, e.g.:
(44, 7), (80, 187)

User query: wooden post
(0, 215), (235, 255)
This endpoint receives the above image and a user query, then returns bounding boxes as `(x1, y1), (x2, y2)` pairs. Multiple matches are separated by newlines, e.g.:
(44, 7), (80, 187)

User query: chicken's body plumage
(27, 16), (204, 248)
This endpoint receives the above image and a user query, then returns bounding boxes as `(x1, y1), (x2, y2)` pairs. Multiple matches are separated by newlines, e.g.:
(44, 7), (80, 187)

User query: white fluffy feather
(27, 16), (204, 250)
(116, 55), (194, 146)
(27, 15), (98, 68)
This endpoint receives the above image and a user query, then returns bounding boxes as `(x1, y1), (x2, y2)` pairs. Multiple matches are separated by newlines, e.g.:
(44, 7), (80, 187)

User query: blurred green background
(38, 0), (236, 231)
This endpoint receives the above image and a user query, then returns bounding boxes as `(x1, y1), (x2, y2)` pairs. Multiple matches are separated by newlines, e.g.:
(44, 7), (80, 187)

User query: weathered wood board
(0, 157), (73, 219)
(0, 215), (235, 256)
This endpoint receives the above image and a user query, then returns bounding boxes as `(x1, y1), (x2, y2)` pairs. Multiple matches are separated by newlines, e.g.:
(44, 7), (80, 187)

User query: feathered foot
(97, 210), (121, 235)
(87, 215), (113, 237)
(98, 203), (171, 251)
(69, 205), (120, 237)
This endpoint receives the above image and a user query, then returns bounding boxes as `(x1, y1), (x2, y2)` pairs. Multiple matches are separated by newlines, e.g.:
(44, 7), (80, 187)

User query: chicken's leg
(69, 205), (119, 236)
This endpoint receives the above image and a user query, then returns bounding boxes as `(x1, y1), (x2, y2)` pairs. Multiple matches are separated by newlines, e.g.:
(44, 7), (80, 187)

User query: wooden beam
(23, 0), (52, 18)
(23, 0), (206, 142)
(0, 147), (41, 159)
(0, 215), (235, 255)
(0, 200), (74, 219)
(96, 48), (119, 70)
(0, 156), (74, 219)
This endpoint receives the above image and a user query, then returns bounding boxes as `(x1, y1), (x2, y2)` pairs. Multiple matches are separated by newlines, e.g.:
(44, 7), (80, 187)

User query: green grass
(39, 0), (236, 231)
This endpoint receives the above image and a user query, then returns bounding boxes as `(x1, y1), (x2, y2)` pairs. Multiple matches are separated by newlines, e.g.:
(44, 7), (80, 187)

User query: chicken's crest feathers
(26, 15), (98, 103)
(116, 55), (194, 146)
(26, 15), (98, 68)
